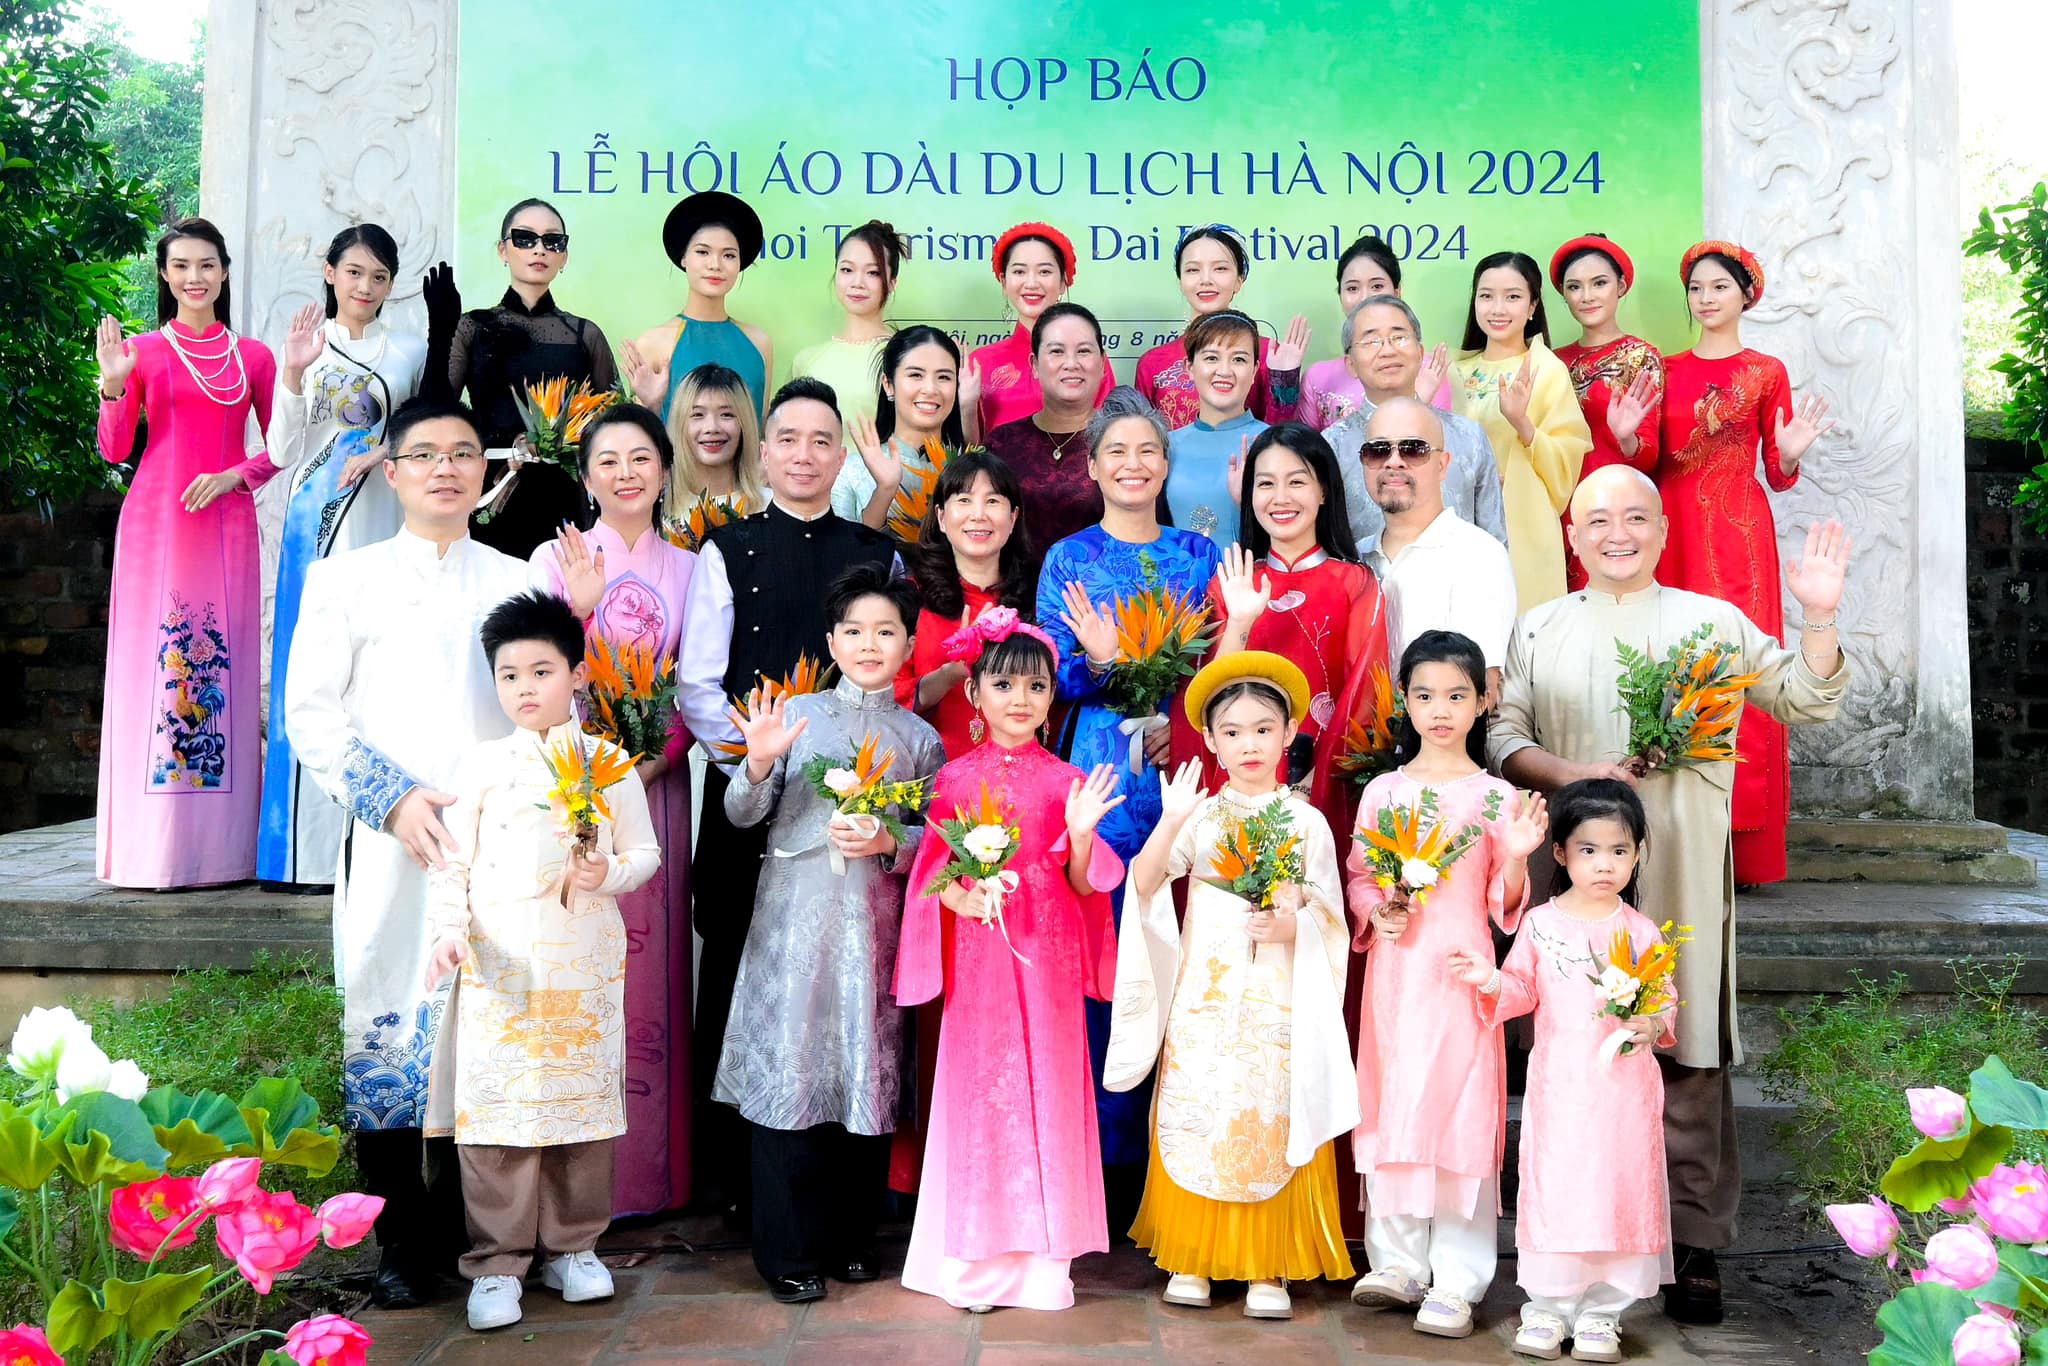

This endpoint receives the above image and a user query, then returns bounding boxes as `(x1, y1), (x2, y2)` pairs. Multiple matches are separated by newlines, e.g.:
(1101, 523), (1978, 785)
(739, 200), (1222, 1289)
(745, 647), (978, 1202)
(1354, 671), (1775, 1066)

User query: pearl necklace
(160, 325), (249, 407)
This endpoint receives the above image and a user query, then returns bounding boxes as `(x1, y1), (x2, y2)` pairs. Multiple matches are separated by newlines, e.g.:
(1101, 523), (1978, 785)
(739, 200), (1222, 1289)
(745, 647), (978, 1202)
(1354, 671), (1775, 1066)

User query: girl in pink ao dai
(1347, 630), (1547, 1341)
(1447, 778), (1675, 1364)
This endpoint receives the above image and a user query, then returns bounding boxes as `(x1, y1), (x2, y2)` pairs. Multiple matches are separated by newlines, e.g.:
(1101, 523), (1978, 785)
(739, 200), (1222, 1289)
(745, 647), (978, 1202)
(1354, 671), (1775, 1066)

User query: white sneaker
(1350, 1267), (1427, 1308)
(1162, 1272), (1212, 1307)
(1513, 1308), (1569, 1359)
(542, 1250), (615, 1303)
(1243, 1279), (1292, 1319)
(466, 1274), (523, 1331)
(1414, 1290), (1475, 1338)
(1570, 1312), (1623, 1362)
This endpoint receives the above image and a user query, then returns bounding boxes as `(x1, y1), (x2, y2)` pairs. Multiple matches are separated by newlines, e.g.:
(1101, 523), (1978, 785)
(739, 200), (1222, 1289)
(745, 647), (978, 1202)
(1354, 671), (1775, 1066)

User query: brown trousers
(1659, 988), (1741, 1252)
(457, 1138), (616, 1279)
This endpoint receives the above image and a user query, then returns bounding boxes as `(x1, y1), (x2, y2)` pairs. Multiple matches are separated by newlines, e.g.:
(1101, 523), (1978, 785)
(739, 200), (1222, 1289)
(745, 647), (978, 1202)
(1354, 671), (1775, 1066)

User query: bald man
(1488, 464), (1851, 1325)
(1355, 398), (1517, 699)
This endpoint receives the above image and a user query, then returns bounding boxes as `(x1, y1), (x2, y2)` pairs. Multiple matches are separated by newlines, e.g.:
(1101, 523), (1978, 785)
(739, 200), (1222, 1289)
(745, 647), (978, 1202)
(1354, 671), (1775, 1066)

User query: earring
(969, 716), (986, 744)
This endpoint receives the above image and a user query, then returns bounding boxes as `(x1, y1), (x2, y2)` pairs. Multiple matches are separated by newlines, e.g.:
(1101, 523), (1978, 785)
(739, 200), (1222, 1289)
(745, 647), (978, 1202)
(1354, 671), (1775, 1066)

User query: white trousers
(1362, 1173), (1497, 1303)
(1524, 1283), (1635, 1327)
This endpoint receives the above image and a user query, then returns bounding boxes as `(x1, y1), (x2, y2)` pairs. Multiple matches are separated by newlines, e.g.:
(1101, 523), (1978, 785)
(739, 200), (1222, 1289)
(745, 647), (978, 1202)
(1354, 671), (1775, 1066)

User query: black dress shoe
(1662, 1244), (1724, 1325)
(833, 1256), (880, 1283)
(370, 1252), (437, 1310)
(768, 1275), (826, 1304)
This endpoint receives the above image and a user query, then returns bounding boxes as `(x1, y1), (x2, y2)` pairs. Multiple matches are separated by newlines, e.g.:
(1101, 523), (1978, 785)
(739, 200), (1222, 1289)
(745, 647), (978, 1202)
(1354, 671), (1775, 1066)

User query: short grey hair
(1340, 293), (1424, 352)
(1084, 385), (1171, 455)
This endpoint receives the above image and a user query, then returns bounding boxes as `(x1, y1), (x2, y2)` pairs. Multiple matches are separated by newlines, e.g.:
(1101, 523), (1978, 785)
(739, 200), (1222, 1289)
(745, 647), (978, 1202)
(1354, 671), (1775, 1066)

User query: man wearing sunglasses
(1327, 295), (1507, 550)
(1355, 398), (1517, 708)
(283, 395), (531, 1309)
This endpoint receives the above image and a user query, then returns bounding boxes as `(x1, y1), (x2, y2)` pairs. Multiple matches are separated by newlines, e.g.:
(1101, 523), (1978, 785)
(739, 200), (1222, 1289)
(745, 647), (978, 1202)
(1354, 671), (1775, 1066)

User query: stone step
(1785, 818), (2039, 886)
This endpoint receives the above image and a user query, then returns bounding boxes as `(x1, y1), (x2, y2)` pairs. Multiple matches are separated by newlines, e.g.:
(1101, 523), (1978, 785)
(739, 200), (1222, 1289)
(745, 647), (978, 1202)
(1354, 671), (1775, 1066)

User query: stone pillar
(1700, 0), (1972, 821)
(199, 0), (459, 344)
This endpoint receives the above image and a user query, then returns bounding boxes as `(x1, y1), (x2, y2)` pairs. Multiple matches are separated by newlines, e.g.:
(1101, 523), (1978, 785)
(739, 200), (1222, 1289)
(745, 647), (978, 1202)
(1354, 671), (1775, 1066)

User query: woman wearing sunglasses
(427, 197), (619, 557)
(622, 191), (773, 423)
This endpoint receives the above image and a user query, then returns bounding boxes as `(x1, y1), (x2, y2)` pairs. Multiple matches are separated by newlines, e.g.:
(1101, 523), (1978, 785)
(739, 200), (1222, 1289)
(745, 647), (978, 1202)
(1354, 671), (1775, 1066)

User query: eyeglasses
(1360, 438), (1440, 465)
(1351, 332), (1419, 354)
(389, 447), (485, 467)
(503, 228), (569, 253)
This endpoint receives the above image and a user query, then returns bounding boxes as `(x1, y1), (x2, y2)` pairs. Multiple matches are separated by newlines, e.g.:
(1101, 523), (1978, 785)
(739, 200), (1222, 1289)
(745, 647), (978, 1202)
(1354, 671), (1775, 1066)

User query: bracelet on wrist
(1481, 968), (1502, 996)
(1799, 615), (1838, 631)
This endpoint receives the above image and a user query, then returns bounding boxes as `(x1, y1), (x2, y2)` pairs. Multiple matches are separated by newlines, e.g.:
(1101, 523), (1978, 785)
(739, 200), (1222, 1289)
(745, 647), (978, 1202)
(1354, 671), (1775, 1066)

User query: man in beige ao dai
(1487, 466), (1851, 1326)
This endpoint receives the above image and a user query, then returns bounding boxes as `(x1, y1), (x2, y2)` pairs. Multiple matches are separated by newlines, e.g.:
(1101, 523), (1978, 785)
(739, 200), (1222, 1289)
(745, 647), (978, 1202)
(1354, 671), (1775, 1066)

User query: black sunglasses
(503, 228), (569, 253)
(1360, 438), (1440, 465)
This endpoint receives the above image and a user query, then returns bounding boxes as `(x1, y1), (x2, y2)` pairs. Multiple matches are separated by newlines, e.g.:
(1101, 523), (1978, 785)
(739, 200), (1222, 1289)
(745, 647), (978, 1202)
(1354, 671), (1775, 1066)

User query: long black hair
(1393, 629), (1489, 768)
(969, 631), (1056, 683)
(913, 448), (1034, 618)
(1238, 423), (1360, 563)
(1548, 776), (1650, 907)
(874, 325), (966, 449)
(322, 223), (400, 319)
(1460, 250), (1550, 352)
(155, 217), (233, 327)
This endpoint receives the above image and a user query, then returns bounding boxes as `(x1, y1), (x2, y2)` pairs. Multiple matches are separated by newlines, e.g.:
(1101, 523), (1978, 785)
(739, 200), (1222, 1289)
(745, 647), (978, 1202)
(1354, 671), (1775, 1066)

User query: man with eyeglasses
(1356, 398), (1517, 707)
(284, 396), (531, 1309)
(1326, 295), (1506, 550)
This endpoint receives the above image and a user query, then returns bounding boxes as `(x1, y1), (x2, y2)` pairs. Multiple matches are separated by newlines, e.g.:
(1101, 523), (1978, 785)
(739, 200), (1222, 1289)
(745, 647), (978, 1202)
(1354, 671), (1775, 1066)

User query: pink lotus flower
(0, 1325), (61, 1366)
(1921, 1224), (2001, 1291)
(1825, 1196), (1901, 1266)
(195, 1156), (263, 1212)
(1907, 1086), (1970, 1141)
(314, 1193), (384, 1249)
(108, 1175), (202, 1260)
(281, 1313), (374, 1366)
(214, 1189), (320, 1294)
(1969, 1162), (2048, 1245)
(1953, 1310), (2023, 1366)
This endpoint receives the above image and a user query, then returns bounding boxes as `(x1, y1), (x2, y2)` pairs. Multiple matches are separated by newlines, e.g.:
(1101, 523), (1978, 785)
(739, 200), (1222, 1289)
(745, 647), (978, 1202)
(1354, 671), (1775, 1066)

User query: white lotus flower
(1399, 858), (1439, 890)
(822, 767), (862, 797)
(1595, 963), (1640, 1006)
(963, 823), (1011, 865)
(105, 1059), (150, 1102)
(54, 1036), (113, 1103)
(7, 1006), (91, 1084)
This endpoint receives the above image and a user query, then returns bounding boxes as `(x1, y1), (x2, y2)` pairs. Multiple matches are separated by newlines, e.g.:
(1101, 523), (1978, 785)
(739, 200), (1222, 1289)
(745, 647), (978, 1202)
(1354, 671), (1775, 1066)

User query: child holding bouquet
(896, 610), (1127, 1312)
(714, 564), (945, 1304)
(1104, 652), (1358, 1322)
(1448, 779), (1674, 1363)
(423, 590), (660, 1332)
(1347, 630), (1548, 1340)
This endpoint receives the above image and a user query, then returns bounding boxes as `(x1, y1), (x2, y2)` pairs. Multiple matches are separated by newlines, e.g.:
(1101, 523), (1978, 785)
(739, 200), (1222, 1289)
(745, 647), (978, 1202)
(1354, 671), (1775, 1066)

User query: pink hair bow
(942, 605), (1060, 667)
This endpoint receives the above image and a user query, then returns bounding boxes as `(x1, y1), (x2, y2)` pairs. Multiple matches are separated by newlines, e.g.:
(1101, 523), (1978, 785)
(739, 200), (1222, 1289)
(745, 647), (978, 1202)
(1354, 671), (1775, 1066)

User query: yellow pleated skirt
(1129, 1139), (1356, 1282)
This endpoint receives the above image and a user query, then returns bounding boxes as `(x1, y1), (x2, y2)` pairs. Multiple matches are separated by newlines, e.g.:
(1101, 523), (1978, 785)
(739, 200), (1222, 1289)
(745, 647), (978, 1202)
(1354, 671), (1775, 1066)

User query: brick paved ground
(356, 1218), (1801, 1365)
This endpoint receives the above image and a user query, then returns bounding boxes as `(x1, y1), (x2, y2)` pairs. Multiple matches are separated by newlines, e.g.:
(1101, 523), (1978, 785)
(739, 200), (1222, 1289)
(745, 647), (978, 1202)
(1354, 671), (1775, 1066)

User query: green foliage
(1756, 959), (2048, 1210)
(1966, 182), (2048, 537)
(78, 955), (350, 1198)
(1880, 1114), (2013, 1210)
(1870, 1282), (1977, 1366)
(0, 0), (162, 509)
(80, 13), (202, 322)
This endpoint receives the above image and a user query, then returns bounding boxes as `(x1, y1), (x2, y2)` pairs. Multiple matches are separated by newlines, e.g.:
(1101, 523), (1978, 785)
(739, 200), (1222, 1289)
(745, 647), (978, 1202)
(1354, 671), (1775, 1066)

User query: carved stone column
(1701, 0), (1972, 821)
(199, 0), (459, 344)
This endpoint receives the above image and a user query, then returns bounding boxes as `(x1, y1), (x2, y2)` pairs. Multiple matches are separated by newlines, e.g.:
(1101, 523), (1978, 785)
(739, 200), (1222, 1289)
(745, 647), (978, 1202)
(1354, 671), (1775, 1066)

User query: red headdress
(1680, 240), (1766, 309)
(990, 222), (1077, 285)
(1549, 234), (1634, 292)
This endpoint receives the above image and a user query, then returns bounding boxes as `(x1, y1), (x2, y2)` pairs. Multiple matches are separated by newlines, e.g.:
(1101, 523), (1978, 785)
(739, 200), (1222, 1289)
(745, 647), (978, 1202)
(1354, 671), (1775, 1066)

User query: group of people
(85, 189), (1855, 1361)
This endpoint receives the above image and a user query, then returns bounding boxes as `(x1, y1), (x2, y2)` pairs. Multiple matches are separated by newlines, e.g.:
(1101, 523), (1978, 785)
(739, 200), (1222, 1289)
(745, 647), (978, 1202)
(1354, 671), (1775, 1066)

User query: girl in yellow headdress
(1104, 651), (1357, 1321)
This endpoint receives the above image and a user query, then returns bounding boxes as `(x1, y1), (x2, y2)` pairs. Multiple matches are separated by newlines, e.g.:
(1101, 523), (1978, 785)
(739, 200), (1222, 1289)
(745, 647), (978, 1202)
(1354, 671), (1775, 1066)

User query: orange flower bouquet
(581, 636), (675, 761)
(922, 782), (1029, 962)
(1589, 920), (1694, 1064)
(1333, 664), (1404, 787)
(800, 732), (929, 875)
(512, 375), (616, 472)
(1353, 786), (1498, 907)
(1614, 624), (1762, 775)
(711, 654), (833, 765)
(1099, 551), (1216, 770)
(884, 438), (955, 550)
(666, 492), (751, 554)
(1201, 799), (1306, 960)
(538, 734), (637, 905)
